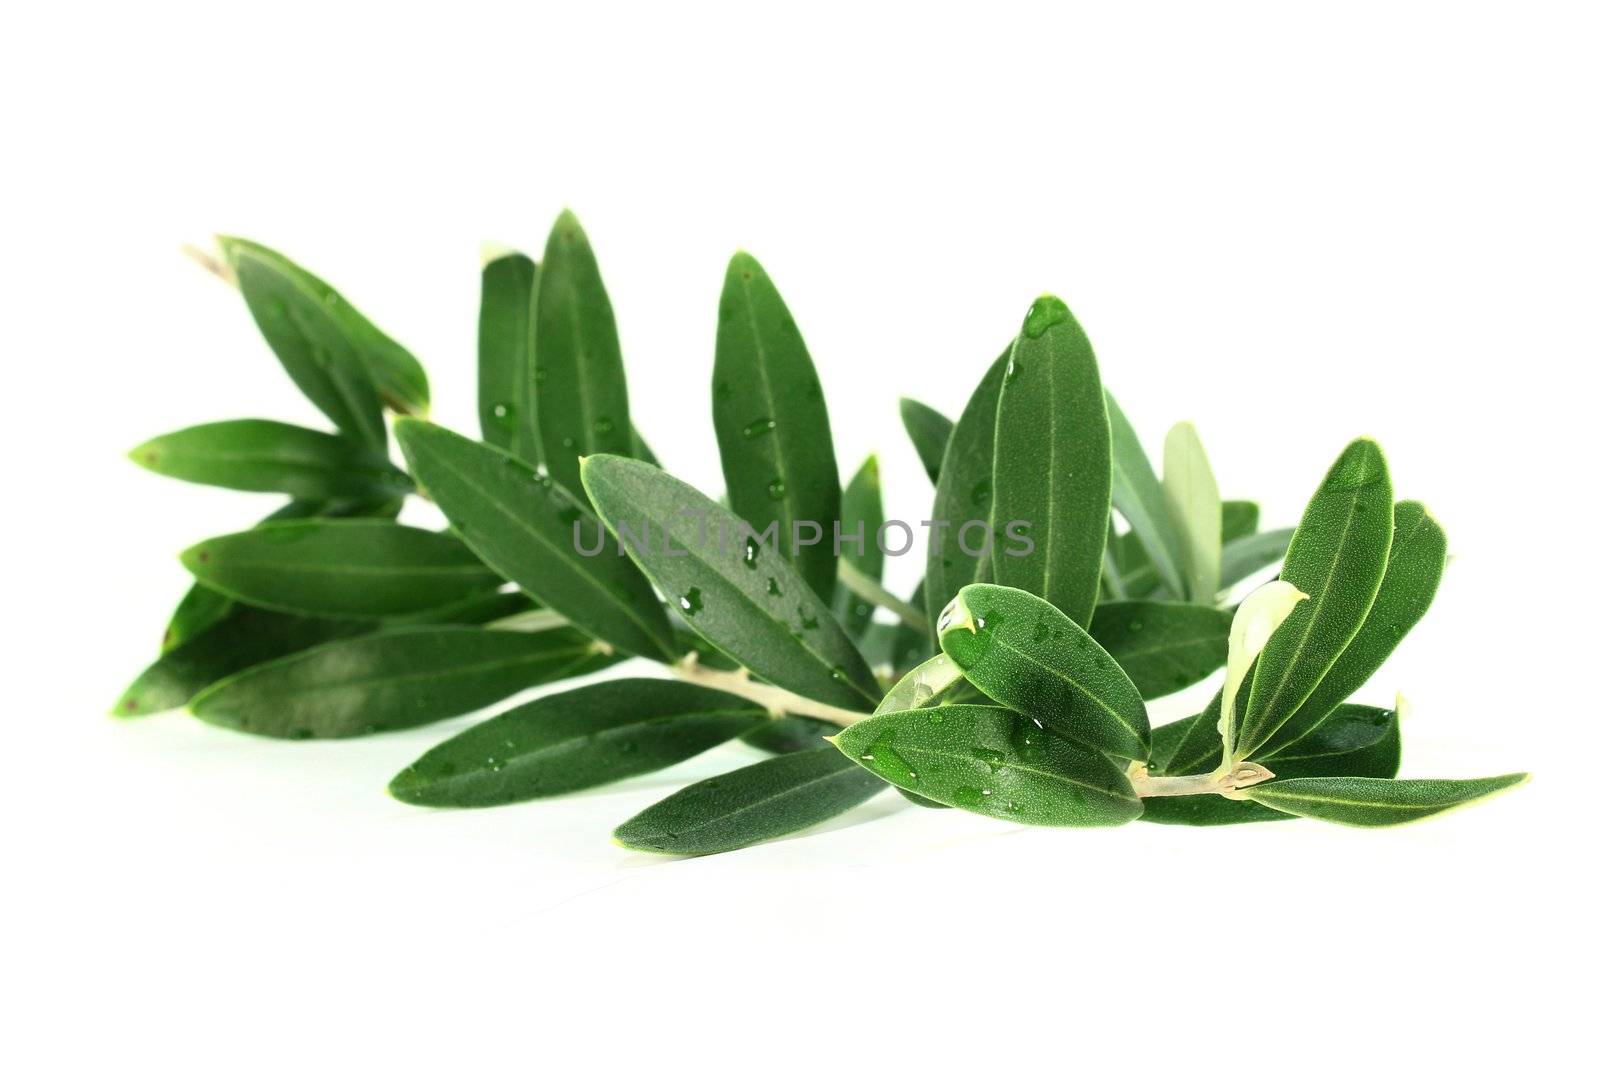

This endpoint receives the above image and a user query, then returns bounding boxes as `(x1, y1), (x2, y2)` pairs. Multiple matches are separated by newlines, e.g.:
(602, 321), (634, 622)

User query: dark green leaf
(713, 251), (841, 599)
(129, 419), (409, 499)
(924, 350), (1008, 630)
(115, 607), (370, 717)
(1220, 528), (1294, 590)
(1244, 774), (1526, 827)
(613, 747), (887, 856)
(833, 455), (885, 638)
(1235, 439), (1394, 761)
(1253, 501), (1445, 759)
(937, 583), (1150, 760)
(181, 520), (500, 618)
(389, 679), (766, 807)
(832, 705), (1142, 827)
(190, 626), (599, 738)
(411, 589), (539, 627)
(395, 420), (677, 662)
(580, 454), (879, 710)
(1089, 601), (1230, 699)
(1222, 500), (1261, 542)
(899, 397), (953, 484)
(477, 249), (537, 456)
(1105, 391), (1185, 599)
(990, 297), (1111, 625)
(532, 211), (632, 496)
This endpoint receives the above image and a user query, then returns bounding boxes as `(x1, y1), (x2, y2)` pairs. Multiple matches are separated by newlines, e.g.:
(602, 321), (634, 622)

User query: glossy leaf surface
(833, 705), (1142, 827)
(1245, 774), (1526, 827)
(713, 252), (841, 598)
(130, 420), (409, 499)
(395, 420), (676, 662)
(613, 747), (886, 856)
(990, 297), (1111, 625)
(937, 584), (1149, 760)
(924, 351), (1008, 629)
(581, 455), (879, 710)
(477, 249), (537, 455)
(1089, 601), (1230, 699)
(389, 679), (766, 807)
(190, 626), (599, 738)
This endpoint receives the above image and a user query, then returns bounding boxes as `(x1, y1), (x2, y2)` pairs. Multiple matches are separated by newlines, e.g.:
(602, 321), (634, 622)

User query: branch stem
(1128, 761), (1275, 798)
(670, 653), (870, 729)
(837, 561), (931, 636)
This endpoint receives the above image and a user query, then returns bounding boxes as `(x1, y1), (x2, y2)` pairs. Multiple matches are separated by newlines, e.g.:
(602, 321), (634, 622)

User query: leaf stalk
(670, 652), (870, 728)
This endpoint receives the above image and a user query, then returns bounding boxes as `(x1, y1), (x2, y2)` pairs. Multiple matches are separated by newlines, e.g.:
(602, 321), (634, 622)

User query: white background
(5, 2), (1595, 1062)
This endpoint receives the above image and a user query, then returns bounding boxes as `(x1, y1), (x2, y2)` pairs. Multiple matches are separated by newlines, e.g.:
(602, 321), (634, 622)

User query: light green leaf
(180, 520), (501, 619)
(1105, 391), (1185, 599)
(1244, 774), (1526, 827)
(713, 251), (842, 599)
(924, 350), (1008, 631)
(612, 746), (887, 856)
(129, 419), (410, 499)
(833, 455), (885, 638)
(477, 248), (537, 456)
(899, 397), (954, 484)
(1163, 421), (1221, 604)
(1088, 601), (1230, 699)
(991, 297), (1111, 626)
(190, 626), (601, 738)
(936, 583), (1149, 760)
(532, 211), (632, 495)
(580, 454), (879, 710)
(1253, 500), (1446, 759)
(832, 705), (1142, 827)
(389, 679), (766, 807)
(1235, 438), (1395, 760)
(394, 419), (677, 662)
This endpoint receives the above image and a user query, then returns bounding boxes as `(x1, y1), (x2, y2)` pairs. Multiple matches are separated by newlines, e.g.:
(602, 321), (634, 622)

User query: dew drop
(678, 588), (703, 616)
(594, 416), (615, 435)
(972, 747), (1005, 772)
(765, 577), (782, 596)
(766, 479), (787, 500)
(743, 416), (777, 438)
(492, 402), (510, 420)
(1128, 618), (1144, 633)
(742, 538), (761, 568)
(864, 732), (919, 783)
(1022, 295), (1071, 338)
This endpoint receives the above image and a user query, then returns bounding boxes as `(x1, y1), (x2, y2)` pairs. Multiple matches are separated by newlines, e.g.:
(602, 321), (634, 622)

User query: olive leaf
(190, 625), (606, 739)
(924, 350), (1008, 630)
(936, 583), (1150, 761)
(532, 211), (633, 495)
(832, 705), (1143, 827)
(1088, 601), (1231, 699)
(1235, 438), (1395, 761)
(834, 455), (885, 638)
(899, 397), (954, 484)
(990, 297), (1111, 626)
(612, 746), (887, 856)
(477, 248), (537, 456)
(1105, 390), (1185, 599)
(129, 420), (410, 499)
(713, 251), (842, 599)
(395, 419), (677, 662)
(1220, 527), (1296, 590)
(1162, 421), (1222, 605)
(579, 454), (880, 710)
(1222, 500), (1261, 541)
(180, 520), (501, 619)
(389, 679), (767, 807)
(1243, 774), (1527, 827)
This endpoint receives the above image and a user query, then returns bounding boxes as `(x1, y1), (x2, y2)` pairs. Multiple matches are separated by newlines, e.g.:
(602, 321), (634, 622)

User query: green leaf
(1253, 501), (1446, 758)
(1088, 601), (1230, 699)
(580, 454), (879, 710)
(389, 679), (767, 807)
(1162, 422), (1222, 604)
(1244, 774), (1527, 827)
(899, 397), (953, 484)
(990, 297), (1111, 625)
(115, 607), (370, 717)
(924, 350), (1008, 630)
(395, 419), (677, 662)
(1105, 391), (1185, 599)
(129, 420), (410, 499)
(477, 249), (537, 456)
(833, 455), (884, 638)
(1220, 528), (1295, 590)
(613, 746), (887, 856)
(220, 237), (428, 430)
(1222, 500), (1261, 542)
(832, 705), (1142, 827)
(936, 583), (1150, 760)
(1235, 439), (1394, 761)
(180, 520), (501, 619)
(713, 251), (842, 599)
(190, 626), (600, 738)
(532, 211), (633, 496)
